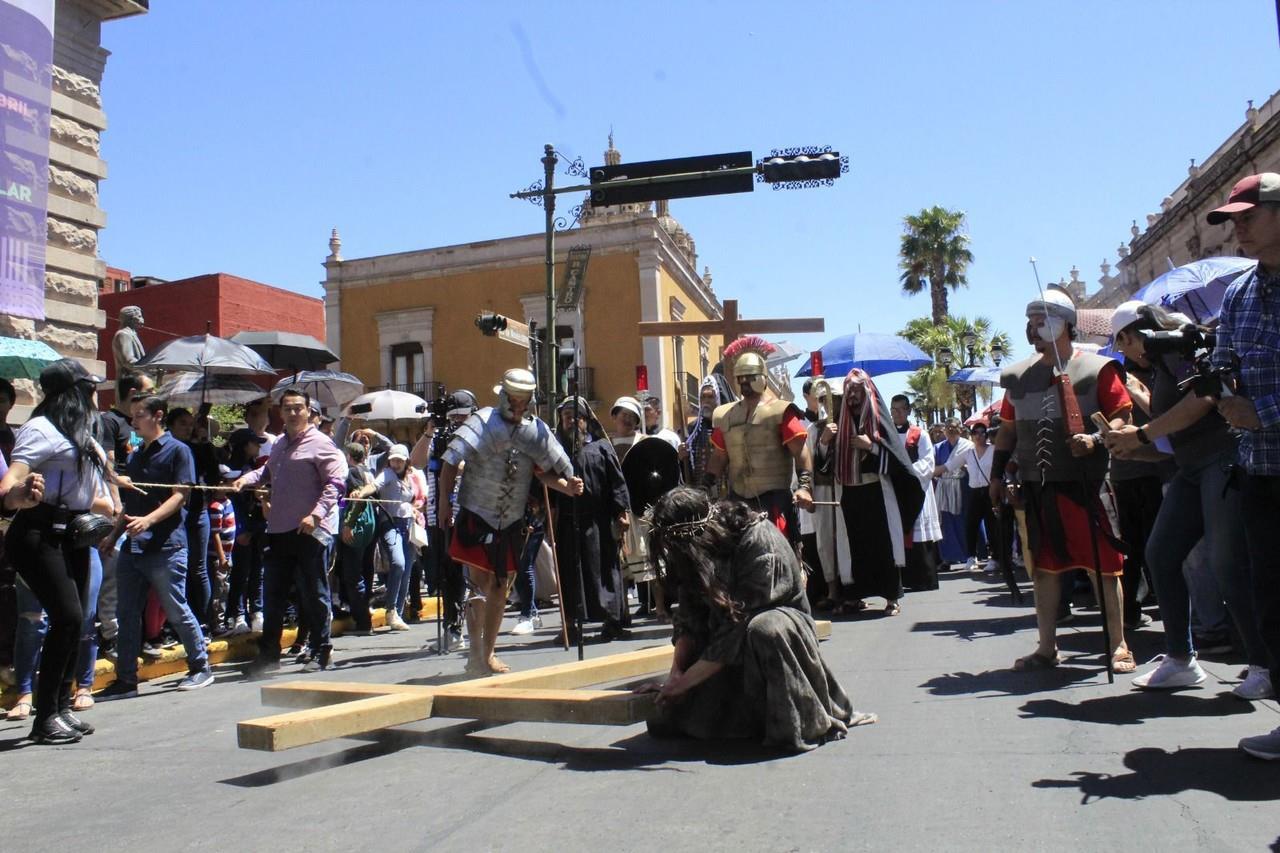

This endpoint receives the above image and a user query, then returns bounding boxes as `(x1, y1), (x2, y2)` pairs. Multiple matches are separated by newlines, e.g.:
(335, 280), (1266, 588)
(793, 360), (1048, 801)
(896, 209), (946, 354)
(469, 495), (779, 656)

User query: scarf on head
(835, 368), (894, 485)
(686, 375), (727, 454)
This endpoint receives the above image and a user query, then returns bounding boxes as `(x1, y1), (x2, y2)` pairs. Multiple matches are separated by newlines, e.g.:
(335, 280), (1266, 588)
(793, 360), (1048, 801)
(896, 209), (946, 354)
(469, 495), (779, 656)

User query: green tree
(899, 314), (1012, 421)
(898, 206), (974, 325)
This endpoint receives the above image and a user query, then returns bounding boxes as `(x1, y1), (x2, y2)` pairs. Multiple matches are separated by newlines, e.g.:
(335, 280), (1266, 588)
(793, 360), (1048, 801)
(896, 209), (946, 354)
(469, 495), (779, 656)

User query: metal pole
(541, 144), (557, 422)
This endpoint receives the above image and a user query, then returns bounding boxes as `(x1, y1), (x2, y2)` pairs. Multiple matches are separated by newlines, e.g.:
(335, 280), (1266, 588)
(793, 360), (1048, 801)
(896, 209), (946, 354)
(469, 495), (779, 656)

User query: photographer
(1203, 173), (1280, 760)
(1106, 302), (1270, 699)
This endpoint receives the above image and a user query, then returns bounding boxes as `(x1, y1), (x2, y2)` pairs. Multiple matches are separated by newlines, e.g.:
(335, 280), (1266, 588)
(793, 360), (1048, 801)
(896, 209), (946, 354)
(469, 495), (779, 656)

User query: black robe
(555, 436), (630, 625)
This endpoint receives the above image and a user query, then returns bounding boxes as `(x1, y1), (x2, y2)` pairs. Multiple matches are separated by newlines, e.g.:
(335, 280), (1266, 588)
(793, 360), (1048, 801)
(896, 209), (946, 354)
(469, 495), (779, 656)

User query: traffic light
(475, 312), (509, 336)
(759, 151), (844, 184)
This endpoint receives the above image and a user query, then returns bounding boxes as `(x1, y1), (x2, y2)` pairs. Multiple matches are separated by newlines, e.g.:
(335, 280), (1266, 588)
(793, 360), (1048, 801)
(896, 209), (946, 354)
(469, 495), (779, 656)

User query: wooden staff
(540, 483), (572, 652)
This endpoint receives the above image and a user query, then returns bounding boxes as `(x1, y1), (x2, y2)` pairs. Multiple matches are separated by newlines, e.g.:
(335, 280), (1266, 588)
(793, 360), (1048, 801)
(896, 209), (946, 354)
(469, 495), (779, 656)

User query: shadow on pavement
(1032, 746), (1280, 802)
(911, 613), (1038, 641)
(218, 719), (792, 787)
(1019, 690), (1257, 726)
(920, 664), (1098, 697)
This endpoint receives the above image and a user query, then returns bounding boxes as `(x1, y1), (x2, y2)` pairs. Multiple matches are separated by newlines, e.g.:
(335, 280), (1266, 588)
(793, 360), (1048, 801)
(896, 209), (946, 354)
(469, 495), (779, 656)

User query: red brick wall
(97, 272), (325, 382)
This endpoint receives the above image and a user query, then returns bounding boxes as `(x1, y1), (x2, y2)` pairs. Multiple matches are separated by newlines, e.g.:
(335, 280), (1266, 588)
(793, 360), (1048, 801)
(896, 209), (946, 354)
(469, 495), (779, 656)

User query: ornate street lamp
(990, 340), (1005, 366)
(960, 328), (978, 368)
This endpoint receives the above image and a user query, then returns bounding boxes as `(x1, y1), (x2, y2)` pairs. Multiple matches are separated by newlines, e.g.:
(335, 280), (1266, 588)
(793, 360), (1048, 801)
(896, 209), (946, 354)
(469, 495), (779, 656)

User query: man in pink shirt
(232, 388), (347, 674)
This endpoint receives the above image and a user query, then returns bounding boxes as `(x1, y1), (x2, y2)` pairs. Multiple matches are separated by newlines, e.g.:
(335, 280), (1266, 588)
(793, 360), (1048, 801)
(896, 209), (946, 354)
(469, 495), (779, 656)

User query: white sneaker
(1239, 726), (1280, 760)
(1132, 654), (1207, 690)
(964, 558), (979, 572)
(983, 559), (999, 574)
(226, 617), (250, 637)
(249, 612), (263, 634)
(511, 618), (536, 636)
(1233, 665), (1275, 701)
(386, 611), (410, 632)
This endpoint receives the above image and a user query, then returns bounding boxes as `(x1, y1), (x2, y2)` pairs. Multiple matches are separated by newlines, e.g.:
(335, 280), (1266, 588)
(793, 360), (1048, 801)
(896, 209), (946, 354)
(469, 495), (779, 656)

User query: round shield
(620, 436), (681, 515)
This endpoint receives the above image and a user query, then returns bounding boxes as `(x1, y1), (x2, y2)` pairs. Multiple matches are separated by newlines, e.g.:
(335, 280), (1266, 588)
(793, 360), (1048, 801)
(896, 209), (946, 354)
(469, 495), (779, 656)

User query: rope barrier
(121, 482), (414, 506)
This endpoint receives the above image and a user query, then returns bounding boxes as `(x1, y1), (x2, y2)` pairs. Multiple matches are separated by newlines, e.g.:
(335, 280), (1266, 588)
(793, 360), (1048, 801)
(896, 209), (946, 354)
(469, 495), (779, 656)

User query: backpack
(345, 498), (377, 551)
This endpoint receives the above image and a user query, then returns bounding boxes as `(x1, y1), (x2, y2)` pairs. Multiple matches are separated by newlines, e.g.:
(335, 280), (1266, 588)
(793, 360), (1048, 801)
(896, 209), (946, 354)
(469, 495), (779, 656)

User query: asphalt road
(4, 569), (1278, 852)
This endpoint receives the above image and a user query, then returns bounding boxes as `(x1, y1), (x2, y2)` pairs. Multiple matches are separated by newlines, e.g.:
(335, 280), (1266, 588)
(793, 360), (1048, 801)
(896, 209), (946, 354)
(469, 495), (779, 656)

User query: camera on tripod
(1137, 324), (1236, 398)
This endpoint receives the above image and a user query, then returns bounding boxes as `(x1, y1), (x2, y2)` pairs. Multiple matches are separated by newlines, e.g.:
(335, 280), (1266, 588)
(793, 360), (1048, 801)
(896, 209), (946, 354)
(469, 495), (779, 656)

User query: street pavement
(3, 568), (1278, 852)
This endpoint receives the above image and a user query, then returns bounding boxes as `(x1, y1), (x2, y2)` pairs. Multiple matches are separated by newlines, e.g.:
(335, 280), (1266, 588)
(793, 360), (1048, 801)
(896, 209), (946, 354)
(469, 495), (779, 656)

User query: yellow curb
(0, 597), (443, 706)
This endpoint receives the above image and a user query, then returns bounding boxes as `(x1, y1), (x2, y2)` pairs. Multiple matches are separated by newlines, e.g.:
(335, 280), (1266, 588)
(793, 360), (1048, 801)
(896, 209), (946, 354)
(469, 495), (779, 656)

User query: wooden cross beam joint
(637, 299), (825, 358)
(237, 621), (832, 753)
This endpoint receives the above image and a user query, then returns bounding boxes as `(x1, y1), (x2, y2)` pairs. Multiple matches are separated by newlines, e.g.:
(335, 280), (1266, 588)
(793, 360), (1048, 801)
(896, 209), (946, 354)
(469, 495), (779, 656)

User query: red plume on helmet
(722, 335), (777, 363)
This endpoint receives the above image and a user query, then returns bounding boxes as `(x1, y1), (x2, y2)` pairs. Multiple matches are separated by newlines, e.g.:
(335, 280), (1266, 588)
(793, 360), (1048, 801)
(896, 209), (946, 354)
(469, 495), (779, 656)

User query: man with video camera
(1105, 300), (1270, 700)
(1209, 173), (1280, 760)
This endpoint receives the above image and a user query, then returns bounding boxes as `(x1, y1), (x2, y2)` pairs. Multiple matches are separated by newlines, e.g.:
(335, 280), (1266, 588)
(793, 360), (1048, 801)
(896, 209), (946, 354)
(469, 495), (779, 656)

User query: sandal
(884, 601), (901, 616)
(1013, 651), (1061, 671)
(1112, 649), (1137, 674)
(73, 688), (95, 712)
(831, 599), (865, 616)
(6, 699), (32, 721)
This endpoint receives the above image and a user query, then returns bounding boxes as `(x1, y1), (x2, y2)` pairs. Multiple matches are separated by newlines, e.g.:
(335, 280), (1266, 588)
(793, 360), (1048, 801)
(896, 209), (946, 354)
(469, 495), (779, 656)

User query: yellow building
(322, 140), (726, 428)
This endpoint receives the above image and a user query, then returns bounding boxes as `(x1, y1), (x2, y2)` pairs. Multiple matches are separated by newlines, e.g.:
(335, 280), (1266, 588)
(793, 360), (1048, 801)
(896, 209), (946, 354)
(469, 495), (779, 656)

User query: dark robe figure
(642, 488), (872, 752)
(554, 398), (631, 640)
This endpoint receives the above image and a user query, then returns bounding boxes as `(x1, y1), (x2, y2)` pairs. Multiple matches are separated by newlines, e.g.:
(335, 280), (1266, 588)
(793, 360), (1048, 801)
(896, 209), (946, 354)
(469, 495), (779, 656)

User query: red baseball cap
(1207, 172), (1280, 224)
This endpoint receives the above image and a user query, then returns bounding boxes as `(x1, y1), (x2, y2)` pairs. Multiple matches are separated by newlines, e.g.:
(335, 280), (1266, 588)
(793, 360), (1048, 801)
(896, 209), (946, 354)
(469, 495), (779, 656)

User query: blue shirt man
(123, 431), (195, 553)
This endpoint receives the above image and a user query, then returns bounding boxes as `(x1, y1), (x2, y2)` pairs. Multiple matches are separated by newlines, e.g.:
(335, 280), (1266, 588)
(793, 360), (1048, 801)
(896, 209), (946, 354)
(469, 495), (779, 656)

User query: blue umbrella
(794, 332), (932, 378)
(946, 365), (1001, 385)
(1133, 256), (1256, 324)
(0, 336), (61, 380)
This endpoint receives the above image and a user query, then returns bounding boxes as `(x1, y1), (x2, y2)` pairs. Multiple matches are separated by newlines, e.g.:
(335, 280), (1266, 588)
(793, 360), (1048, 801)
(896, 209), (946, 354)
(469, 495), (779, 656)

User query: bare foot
(487, 655), (511, 673)
(464, 657), (489, 677)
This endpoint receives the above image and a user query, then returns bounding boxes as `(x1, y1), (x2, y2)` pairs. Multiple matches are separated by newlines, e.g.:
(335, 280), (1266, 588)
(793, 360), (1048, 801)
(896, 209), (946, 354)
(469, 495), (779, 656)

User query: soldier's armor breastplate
(448, 407), (568, 529)
(1001, 352), (1112, 483)
(713, 398), (795, 498)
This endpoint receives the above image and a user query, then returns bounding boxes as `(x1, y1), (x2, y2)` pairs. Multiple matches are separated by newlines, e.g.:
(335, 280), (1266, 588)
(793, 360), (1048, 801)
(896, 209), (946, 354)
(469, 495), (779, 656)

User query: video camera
(1138, 324), (1236, 398)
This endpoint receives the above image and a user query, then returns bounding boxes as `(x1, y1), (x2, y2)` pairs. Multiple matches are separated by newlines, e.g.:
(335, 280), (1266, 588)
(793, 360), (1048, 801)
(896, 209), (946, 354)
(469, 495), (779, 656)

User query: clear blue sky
(96, 1), (1279, 402)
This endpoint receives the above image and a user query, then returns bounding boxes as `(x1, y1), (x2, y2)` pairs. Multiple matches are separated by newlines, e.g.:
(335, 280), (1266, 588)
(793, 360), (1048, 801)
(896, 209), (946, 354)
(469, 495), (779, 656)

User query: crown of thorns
(644, 503), (720, 542)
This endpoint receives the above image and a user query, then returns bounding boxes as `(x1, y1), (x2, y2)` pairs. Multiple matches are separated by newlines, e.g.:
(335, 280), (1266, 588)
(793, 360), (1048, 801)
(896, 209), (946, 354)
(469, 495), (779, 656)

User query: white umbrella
(343, 389), (429, 422)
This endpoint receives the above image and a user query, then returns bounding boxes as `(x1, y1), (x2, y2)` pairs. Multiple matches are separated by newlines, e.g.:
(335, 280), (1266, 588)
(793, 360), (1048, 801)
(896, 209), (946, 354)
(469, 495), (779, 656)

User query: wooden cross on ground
(237, 622), (831, 752)
(637, 298), (825, 359)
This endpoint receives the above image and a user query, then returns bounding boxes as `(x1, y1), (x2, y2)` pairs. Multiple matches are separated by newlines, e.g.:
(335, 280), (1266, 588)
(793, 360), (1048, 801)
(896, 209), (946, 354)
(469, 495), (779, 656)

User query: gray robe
(648, 519), (854, 752)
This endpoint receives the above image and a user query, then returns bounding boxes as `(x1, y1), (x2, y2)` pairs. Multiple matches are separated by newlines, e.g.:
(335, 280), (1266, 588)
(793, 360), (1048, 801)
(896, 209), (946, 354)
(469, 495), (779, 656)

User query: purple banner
(0, 0), (54, 321)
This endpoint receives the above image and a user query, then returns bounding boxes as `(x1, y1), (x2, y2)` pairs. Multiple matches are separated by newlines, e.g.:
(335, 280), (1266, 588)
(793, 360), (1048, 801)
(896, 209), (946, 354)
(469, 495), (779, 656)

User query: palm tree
(899, 314), (1012, 420)
(898, 206), (974, 325)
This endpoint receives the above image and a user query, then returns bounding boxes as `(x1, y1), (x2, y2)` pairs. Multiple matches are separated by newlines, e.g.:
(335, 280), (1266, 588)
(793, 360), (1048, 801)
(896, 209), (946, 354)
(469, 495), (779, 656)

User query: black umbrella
(230, 331), (338, 371)
(134, 334), (275, 376)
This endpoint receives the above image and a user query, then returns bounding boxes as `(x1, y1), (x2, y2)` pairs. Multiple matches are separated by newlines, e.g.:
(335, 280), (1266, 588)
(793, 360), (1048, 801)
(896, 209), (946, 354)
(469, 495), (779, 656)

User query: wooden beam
(638, 318), (825, 337)
(237, 692), (435, 752)
(457, 645), (675, 691)
(258, 681), (434, 709)
(431, 688), (654, 725)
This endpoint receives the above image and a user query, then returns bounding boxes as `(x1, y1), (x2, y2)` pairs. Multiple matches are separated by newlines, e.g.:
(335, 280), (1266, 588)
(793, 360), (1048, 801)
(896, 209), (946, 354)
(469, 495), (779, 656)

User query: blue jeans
(378, 518), (415, 616)
(514, 529), (544, 620)
(117, 546), (208, 682)
(339, 540), (373, 630)
(1146, 449), (1266, 663)
(13, 548), (103, 693)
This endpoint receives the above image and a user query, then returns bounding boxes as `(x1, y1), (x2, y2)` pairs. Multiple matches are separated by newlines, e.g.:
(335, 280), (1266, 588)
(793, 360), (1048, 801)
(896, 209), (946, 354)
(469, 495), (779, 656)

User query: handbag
(67, 512), (114, 549)
(408, 518), (429, 549)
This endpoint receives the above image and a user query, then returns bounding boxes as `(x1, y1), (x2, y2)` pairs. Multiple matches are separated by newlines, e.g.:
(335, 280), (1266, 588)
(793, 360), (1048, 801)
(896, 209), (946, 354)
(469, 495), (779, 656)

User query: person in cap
(553, 396), (632, 642)
(992, 288), (1135, 673)
(705, 336), (815, 547)
(439, 369), (582, 675)
(1104, 301), (1270, 699)
(350, 442), (421, 631)
(0, 360), (115, 743)
(1196, 173), (1280, 759)
(641, 394), (682, 450)
(609, 395), (646, 463)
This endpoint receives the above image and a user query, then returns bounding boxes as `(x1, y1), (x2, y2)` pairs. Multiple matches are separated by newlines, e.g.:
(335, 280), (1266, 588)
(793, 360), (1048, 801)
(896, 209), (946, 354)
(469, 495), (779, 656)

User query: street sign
(498, 326), (530, 349)
(557, 245), (591, 310)
(589, 151), (754, 206)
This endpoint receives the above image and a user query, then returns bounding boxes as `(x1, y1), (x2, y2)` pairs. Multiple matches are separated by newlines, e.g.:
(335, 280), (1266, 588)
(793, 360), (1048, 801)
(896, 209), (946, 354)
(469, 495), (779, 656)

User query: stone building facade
(1, 0), (147, 419)
(1082, 92), (1280, 309)
(323, 138), (726, 428)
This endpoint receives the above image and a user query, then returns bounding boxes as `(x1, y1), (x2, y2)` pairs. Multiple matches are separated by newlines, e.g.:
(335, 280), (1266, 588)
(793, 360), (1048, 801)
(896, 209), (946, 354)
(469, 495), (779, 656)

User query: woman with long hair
(0, 360), (110, 744)
(640, 486), (871, 752)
